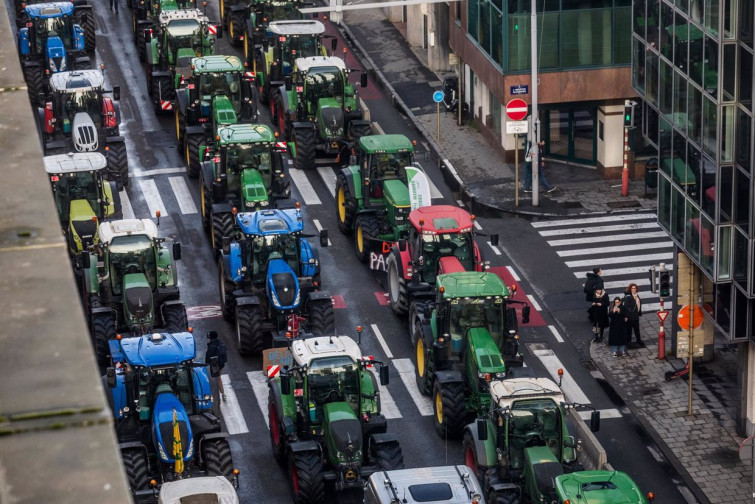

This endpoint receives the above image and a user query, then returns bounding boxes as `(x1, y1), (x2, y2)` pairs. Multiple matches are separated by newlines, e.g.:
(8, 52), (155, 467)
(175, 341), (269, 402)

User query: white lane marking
(645, 444), (665, 463)
(139, 179), (168, 217)
(392, 358), (433, 416)
(373, 122), (385, 134)
(574, 265), (667, 278)
(474, 220), (482, 231)
(578, 409), (622, 421)
(556, 241), (673, 257)
(317, 166), (337, 199)
(488, 243), (502, 256)
(288, 168), (322, 205)
(428, 178), (443, 199)
(565, 252), (673, 268)
(456, 199), (465, 207)
(530, 347), (590, 404)
(133, 167), (186, 177)
(548, 325), (564, 343)
(506, 266), (521, 282)
(168, 176), (198, 214)
(368, 368), (402, 419)
(526, 294), (542, 311)
(547, 231), (669, 247)
(312, 219), (332, 246)
(538, 222), (661, 237)
(531, 213), (656, 228)
(119, 189), (135, 219)
(220, 375), (250, 435)
(676, 485), (698, 504)
(370, 324), (393, 359)
(247, 371), (271, 428)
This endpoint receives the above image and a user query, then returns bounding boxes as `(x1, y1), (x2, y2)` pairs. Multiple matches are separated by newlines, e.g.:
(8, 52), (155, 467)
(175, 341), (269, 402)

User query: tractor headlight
(336, 451), (346, 462)
(245, 201), (254, 208)
(270, 290), (281, 308)
(293, 289), (300, 306)
(185, 440), (193, 458)
(48, 58), (56, 72)
(60, 57), (66, 71)
(157, 442), (168, 461)
(495, 372), (506, 379)
(259, 200), (269, 206)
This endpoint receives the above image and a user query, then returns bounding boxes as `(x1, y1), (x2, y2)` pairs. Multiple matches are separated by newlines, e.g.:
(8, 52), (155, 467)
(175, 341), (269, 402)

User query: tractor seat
(269, 251), (283, 260)
(439, 247), (452, 256)
(155, 383), (174, 396)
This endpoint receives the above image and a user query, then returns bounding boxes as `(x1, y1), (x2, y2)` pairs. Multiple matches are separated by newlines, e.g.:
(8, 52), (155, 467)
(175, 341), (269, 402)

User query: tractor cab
(18, 2), (86, 73)
(189, 56), (251, 122)
(161, 12), (212, 65)
(356, 135), (413, 210)
(266, 20), (324, 77)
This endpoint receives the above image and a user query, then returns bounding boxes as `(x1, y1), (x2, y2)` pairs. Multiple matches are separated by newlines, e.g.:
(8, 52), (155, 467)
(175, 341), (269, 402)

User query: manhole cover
(607, 200), (642, 209)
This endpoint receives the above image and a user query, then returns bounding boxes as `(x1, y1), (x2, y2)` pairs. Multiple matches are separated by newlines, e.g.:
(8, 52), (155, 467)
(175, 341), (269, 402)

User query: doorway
(544, 107), (597, 164)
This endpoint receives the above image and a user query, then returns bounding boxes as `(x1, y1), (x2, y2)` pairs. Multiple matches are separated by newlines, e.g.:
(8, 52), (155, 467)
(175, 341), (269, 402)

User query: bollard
(657, 324), (666, 360)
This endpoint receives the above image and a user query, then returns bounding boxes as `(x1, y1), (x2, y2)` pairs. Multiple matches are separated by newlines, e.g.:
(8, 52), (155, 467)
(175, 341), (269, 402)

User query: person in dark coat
(623, 283), (644, 348)
(588, 288), (609, 342)
(608, 297), (628, 356)
(206, 331), (227, 401)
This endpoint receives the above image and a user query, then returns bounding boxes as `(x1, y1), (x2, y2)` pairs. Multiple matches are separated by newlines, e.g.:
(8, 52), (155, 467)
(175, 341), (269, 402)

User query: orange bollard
(657, 324), (666, 360)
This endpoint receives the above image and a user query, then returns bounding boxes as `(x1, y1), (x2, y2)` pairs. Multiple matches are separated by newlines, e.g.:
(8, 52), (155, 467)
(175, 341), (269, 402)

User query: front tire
(217, 257), (235, 322)
(292, 127), (315, 171)
(106, 142), (129, 190)
(387, 251), (408, 316)
(354, 214), (379, 263)
(185, 133), (202, 178)
(228, 11), (245, 47)
(163, 303), (188, 332)
(202, 438), (234, 478)
(268, 390), (286, 464)
(151, 75), (175, 115)
(23, 64), (43, 104)
(211, 212), (234, 252)
(289, 451), (325, 504)
(308, 298), (335, 336)
(236, 303), (263, 355)
(414, 335), (431, 395)
(371, 440), (404, 471)
(78, 11), (96, 53)
(335, 174), (356, 235)
(121, 448), (149, 491)
(433, 379), (466, 439)
(92, 313), (116, 366)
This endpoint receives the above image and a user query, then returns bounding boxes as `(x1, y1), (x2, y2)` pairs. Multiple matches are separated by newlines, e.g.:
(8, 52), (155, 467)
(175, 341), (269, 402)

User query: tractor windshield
(507, 399), (563, 466)
(51, 171), (103, 224)
(166, 18), (201, 37)
(369, 152), (412, 182)
(250, 233), (299, 281)
(133, 364), (196, 419)
(261, 0), (301, 22)
(308, 356), (360, 412)
(62, 89), (101, 123)
(226, 144), (272, 174)
(199, 72), (242, 110)
(448, 298), (505, 346)
(109, 235), (157, 294)
(34, 16), (73, 52)
(418, 232), (475, 278)
(281, 34), (318, 59)
(305, 67), (343, 100)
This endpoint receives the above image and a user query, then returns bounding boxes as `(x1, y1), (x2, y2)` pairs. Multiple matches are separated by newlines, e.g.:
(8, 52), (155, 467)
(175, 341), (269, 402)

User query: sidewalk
(340, 11), (751, 504)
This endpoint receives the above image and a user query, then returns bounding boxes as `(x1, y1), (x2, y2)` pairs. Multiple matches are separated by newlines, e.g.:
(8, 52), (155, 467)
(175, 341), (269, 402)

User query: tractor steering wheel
(125, 263), (141, 274)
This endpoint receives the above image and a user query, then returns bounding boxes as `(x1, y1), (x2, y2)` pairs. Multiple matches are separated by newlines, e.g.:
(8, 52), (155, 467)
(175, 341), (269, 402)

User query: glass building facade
(633, 0), (754, 341)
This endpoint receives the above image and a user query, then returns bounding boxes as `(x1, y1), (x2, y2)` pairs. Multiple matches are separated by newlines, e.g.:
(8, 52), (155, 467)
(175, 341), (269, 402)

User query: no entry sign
(506, 98), (528, 121)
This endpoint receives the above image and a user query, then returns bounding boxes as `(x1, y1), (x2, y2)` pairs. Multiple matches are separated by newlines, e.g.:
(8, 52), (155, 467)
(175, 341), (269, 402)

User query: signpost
(505, 98), (528, 121)
(506, 99), (529, 208)
(433, 90), (444, 142)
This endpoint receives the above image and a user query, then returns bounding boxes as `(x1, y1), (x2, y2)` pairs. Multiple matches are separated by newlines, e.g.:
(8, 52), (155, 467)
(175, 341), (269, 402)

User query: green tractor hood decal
(317, 98), (344, 138)
(175, 47), (197, 65)
(69, 199), (99, 253)
(382, 179), (410, 208)
(555, 471), (649, 504)
(323, 402), (362, 465)
(241, 168), (269, 207)
(212, 95), (238, 125)
(468, 327), (506, 374)
(122, 272), (155, 328)
(323, 401), (357, 422)
(160, 0), (179, 10)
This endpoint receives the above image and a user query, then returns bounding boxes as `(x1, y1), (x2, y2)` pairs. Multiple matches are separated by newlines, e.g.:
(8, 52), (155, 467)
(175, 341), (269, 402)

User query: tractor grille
(72, 219), (97, 248)
(330, 418), (362, 458)
(125, 286), (153, 319)
(272, 272), (296, 307)
(75, 124), (96, 152)
(158, 420), (189, 461)
(320, 108), (344, 137)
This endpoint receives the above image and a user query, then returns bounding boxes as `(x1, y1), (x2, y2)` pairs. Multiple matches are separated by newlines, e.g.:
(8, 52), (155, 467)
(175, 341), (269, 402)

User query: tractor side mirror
(106, 367), (117, 388)
(284, 75), (292, 91)
(476, 418), (487, 441)
(173, 242), (182, 261)
(330, 37), (337, 53)
(489, 233), (499, 247)
(521, 305), (530, 324)
(360, 72), (367, 88)
(38, 92), (46, 104)
(81, 252), (91, 269)
(113, 85), (121, 101)
(222, 236), (231, 255)
(280, 373), (291, 395)
(319, 229), (328, 247)
(590, 410), (600, 432)
(144, 30), (151, 43)
(210, 355), (220, 376)
(398, 239), (406, 252)
(379, 364), (389, 386)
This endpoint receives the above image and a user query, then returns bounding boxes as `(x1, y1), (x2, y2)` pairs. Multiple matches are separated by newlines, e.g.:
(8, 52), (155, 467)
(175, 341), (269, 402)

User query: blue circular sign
(433, 91), (444, 103)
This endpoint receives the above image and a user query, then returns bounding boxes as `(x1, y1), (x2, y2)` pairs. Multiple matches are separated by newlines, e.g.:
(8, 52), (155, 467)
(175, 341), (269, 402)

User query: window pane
(661, 2), (674, 60)
(615, 7), (631, 63)
(647, 0), (660, 47)
(734, 287), (749, 340)
(634, 38), (646, 92)
(561, 9), (611, 67)
(721, 104), (735, 162)
(723, 0), (736, 40)
(563, 0), (611, 8)
(733, 227), (748, 283)
(673, 12), (689, 72)
(703, 36), (719, 97)
(469, 0), (479, 42)
(741, 0), (754, 50)
(539, 13), (560, 69)
(573, 108), (595, 161)
(735, 168), (751, 225)
(688, 84), (702, 144)
(720, 164), (734, 222)
(660, 59), (673, 115)
(508, 0), (530, 14)
(660, 116), (673, 175)
(739, 47), (753, 110)
(676, 0), (689, 15)
(687, 142), (702, 205)
(507, 14), (528, 71)
(736, 107), (752, 171)
(673, 70), (688, 132)
(549, 110), (569, 157)
(646, 51), (659, 105)
(700, 214), (715, 274)
(671, 185), (687, 242)
(634, 0), (647, 38)
(718, 226), (732, 280)
(690, 0), (704, 24)
(658, 174), (672, 232)
(714, 282), (731, 330)
(705, 0), (719, 36)
(722, 44), (736, 100)
(490, 91), (502, 134)
(685, 199), (701, 261)
(480, 3), (490, 55)
(492, 7), (503, 66)
(647, 104), (660, 146)
(701, 154), (717, 217)
(702, 94), (717, 158)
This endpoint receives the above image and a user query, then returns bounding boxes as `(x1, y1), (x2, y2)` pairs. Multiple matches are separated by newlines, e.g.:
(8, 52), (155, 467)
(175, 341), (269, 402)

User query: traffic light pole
(621, 124), (629, 196)
(530, 0), (540, 208)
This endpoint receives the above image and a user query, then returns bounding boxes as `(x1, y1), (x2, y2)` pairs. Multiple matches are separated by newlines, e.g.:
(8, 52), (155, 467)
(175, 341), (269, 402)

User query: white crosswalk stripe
(168, 176), (198, 214)
(247, 371), (271, 428)
(139, 179), (168, 217)
(368, 368), (402, 419)
(220, 374), (250, 435)
(392, 358), (433, 416)
(288, 166), (322, 205)
(119, 189), (135, 220)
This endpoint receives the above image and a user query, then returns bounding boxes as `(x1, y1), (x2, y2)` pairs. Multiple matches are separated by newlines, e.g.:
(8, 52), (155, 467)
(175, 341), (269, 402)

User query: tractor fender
(159, 299), (185, 322)
(137, 19), (152, 32)
(463, 424), (498, 469)
(119, 440), (148, 453)
(292, 121), (316, 132)
(197, 432), (229, 458)
(299, 239), (318, 278)
(185, 125), (204, 136)
(22, 59), (41, 71)
(105, 181), (122, 218)
(151, 70), (171, 79)
(73, 1), (90, 9)
(176, 88), (189, 113)
(355, 208), (379, 219)
(200, 161), (214, 189)
(473, 242), (484, 271)
(274, 85), (292, 115)
(288, 440), (319, 454)
(18, 28), (31, 56)
(488, 481), (521, 496)
(338, 165), (362, 203)
(367, 432), (399, 447)
(433, 369), (463, 385)
(268, 379), (285, 424)
(105, 135), (125, 145)
(92, 306), (117, 320)
(229, 3), (246, 12)
(306, 291), (331, 303)
(393, 245), (411, 281)
(235, 295), (260, 307)
(112, 101), (122, 128)
(211, 202), (233, 215)
(347, 118), (371, 132)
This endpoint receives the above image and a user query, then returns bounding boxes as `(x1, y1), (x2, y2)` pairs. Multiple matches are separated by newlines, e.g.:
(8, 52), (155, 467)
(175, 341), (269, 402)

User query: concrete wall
(597, 103), (626, 177)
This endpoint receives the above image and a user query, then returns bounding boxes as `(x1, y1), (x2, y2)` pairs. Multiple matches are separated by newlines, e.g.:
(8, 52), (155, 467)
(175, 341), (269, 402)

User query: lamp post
(530, 0), (539, 207)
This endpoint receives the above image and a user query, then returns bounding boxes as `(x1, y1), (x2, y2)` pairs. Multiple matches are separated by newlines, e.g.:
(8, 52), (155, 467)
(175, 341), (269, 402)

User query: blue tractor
(218, 206), (335, 355)
(105, 332), (236, 498)
(16, 2), (91, 102)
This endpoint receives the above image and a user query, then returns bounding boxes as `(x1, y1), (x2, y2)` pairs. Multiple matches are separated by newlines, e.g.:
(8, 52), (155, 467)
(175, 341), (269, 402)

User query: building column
(741, 342), (755, 437)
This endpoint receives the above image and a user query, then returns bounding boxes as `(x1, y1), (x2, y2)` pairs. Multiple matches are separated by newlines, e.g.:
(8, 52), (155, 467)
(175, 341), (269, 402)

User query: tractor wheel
(409, 300), (430, 346)
(121, 448), (149, 491)
(211, 212), (234, 253)
(243, 28), (253, 62)
(371, 440), (404, 471)
(107, 142), (129, 190)
(308, 298), (335, 336)
(289, 451), (325, 504)
(136, 27), (147, 62)
(414, 335), (432, 395)
(335, 174), (356, 235)
(353, 214), (379, 263)
(163, 303), (188, 332)
(202, 437), (234, 478)
(488, 489), (521, 504)
(217, 257), (235, 322)
(236, 303), (263, 355)
(218, 0), (226, 25)
(268, 389), (286, 464)
(200, 176), (212, 230)
(275, 95), (287, 139)
(92, 313), (116, 366)
(185, 133), (202, 178)
(228, 12), (245, 47)
(463, 429), (487, 482)
(175, 107), (184, 144)
(151, 76), (175, 115)
(23, 65), (43, 104)
(433, 379), (466, 439)
(292, 127), (315, 171)
(387, 251), (408, 316)
(78, 11), (96, 53)
(348, 121), (372, 143)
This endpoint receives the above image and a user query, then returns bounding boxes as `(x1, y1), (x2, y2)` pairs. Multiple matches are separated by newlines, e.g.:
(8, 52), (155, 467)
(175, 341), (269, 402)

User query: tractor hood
(241, 168), (269, 208)
(266, 258), (300, 310)
(72, 112), (99, 152)
(113, 332), (197, 367)
(69, 199), (98, 252)
(152, 391), (194, 464)
(176, 47), (197, 65)
(525, 445), (562, 503)
(555, 471), (648, 504)
(382, 179), (410, 208)
(324, 402), (362, 461)
(468, 327), (506, 375)
(46, 36), (67, 73)
(317, 98), (343, 138)
(123, 273), (154, 329)
(212, 95), (238, 126)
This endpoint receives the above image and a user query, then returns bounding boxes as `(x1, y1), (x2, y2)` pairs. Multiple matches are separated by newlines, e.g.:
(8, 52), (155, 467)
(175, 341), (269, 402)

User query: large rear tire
(151, 75), (175, 115)
(268, 389), (286, 464)
(200, 176), (212, 231)
(23, 64), (43, 104)
(414, 335), (431, 395)
(78, 11), (96, 53)
(106, 142), (129, 190)
(371, 440), (404, 471)
(185, 133), (202, 178)
(335, 174), (356, 235)
(121, 448), (149, 491)
(463, 429), (487, 482)
(163, 303), (188, 332)
(228, 11), (245, 47)
(292, 127), (315, 171)
(433, 379), (466, 439)
(92, 313), (116, 366)
(348, 121), (372, 143)
(289, 451), (325, 504)
(237, 303), (263, 355)
(217, 257), (235, 322)
(353, 214), (379, 263)
(308, 298), (335, 336)
(202, 437), (234, 478)
(387, 250), (408, 316)
(211, 212), (234, 252)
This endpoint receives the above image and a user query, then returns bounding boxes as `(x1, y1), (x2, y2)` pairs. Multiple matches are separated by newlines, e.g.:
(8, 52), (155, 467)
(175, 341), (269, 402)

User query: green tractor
(175, 55), (260, 178)
(44, 152), (121, 260)
(145, 8), (220, 114)
(218, 0), (304, 54)
(131, 0), (197, 62)
(335, 134), (433, 263)
(411, 271), (530, 439)
(272, 55), (370, 171)
(199, 123), (291, 250)
(269, 331), (404, 503)
(81, 217), (187, 365)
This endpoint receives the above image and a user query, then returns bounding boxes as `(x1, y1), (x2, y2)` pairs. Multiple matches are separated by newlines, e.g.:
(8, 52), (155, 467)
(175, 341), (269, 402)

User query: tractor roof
(118, 332), (196, 367)
(368, 466), (483, 504)
(489, 377), (565, 408)
(295, 56), (345, 73)
(290, 336), (361, 368)
(159, 8), (207, 25)
(436, 271), (509, 299)
(236, 208), (304, 236)
(409, 205), (475, 234)
(159, 477), (239, 504)
(555, 470), (646, 503)
(49, 70), (105, 92)
(191, 55), (244, 73)
(25, 2), (74, 17)
(99, 219), (159, 244)
(217, 124), (276, 145)
(44, 152), (107, 174)
(268, 19), (324, 36)
(358, 134), (414, 154)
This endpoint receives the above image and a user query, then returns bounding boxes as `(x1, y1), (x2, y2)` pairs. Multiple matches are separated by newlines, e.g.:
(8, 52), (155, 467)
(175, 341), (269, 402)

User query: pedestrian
(608, 297), (628, 357)
(583, 267), (604, 302)
(588, 288), (609, 343)
(205, 331), (228, 401)
(623, 283), (645, 348)
(110, 0), (119, 13)
(523, 140), (557, 193)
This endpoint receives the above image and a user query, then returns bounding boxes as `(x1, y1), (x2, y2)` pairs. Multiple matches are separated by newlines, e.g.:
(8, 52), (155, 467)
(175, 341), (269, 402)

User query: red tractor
(386, 205), (495, 316)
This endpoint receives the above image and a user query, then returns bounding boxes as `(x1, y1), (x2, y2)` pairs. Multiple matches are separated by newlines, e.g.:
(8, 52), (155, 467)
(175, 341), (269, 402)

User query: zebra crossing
(532, 213), (674, 312)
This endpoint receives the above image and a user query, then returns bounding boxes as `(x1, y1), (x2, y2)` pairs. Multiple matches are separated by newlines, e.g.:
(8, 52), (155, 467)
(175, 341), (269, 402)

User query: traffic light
(624, 100), (635, 128)
(659, 271), (671, 297)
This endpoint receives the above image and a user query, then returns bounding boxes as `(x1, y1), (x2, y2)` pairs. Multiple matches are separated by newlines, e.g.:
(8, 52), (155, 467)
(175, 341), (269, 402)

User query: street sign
(510, 84), (529, 95)
(657, 310), (669, 324)
(506, 121), (528, 134)
(678, 304), (704, 331)
(506, 98), (528, 121)
(433, 90), (444, 103)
